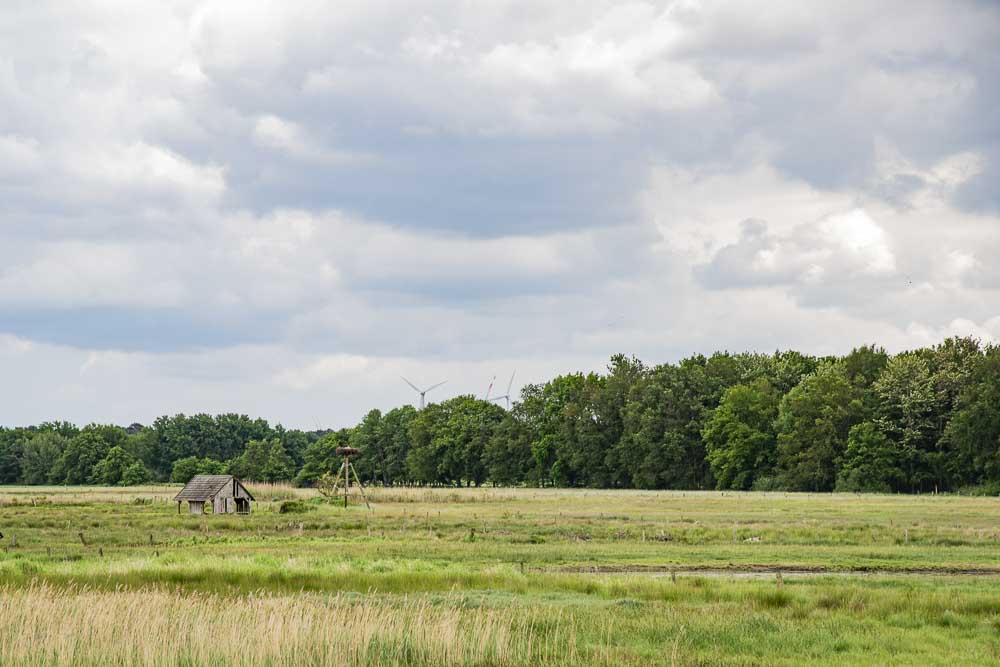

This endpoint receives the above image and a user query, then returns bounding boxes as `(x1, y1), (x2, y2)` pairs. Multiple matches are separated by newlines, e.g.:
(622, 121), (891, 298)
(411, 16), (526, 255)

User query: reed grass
(0, 583), (577, 667)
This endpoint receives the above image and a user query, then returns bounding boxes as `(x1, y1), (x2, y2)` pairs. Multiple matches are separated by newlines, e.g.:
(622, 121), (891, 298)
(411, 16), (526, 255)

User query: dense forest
(2, 337), (999, 494)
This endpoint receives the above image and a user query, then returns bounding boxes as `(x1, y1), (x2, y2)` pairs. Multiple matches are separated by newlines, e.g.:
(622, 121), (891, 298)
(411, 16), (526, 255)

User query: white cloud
(0, 241), (187, 308)
(695, 209), (898, 292)
(68, 142), (226, 202)
(252, 114), (357, 164)
(273, 354), (372, 390)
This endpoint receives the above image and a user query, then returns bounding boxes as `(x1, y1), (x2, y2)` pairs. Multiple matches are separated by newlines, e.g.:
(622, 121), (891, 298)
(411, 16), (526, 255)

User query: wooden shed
(174, 475), (254, 515)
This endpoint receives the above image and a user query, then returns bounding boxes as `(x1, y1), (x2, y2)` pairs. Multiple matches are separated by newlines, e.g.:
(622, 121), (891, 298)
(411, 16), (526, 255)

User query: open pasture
(2, 486), (1000, 665)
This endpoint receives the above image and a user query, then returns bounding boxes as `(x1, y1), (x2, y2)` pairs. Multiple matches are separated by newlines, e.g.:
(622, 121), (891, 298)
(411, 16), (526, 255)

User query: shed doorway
(235, 498), (251, 515)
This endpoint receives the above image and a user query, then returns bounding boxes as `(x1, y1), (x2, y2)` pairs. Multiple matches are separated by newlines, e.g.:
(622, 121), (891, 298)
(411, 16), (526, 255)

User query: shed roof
(174, 475), (254, 502)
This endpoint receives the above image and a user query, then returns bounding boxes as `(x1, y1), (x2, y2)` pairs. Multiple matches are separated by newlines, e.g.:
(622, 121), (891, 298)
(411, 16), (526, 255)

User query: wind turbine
(401, 376), (447, 410)
(489, 371), (516, 410)
(484, 375), (496, 401)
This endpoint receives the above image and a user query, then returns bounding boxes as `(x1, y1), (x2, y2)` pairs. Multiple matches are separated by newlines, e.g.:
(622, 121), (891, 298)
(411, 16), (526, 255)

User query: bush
(835, 468), (891, 494)
(956, 481), (1000, 496)
(751, 475), (783, 492)
(278, 500), (310, 514)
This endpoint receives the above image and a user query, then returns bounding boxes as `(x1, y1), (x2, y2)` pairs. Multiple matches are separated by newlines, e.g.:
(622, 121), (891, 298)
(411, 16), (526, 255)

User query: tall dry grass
(0, 583), (577, 666)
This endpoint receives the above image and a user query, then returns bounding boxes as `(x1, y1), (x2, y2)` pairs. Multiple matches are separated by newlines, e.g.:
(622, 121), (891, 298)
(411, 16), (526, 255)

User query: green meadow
(2, 486), (999, 665)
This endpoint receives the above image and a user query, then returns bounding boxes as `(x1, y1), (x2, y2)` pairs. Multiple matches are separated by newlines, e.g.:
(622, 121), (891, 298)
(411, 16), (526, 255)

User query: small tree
(261, 440), (295, 482)
(316, 471), (339, 499)
(121, 461), (152, 486)
(170, 456), (202, 483)
(92, 446), (142, 486)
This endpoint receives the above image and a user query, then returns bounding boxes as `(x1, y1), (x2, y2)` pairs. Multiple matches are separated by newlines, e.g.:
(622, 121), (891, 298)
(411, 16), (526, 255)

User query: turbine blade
(506, 370), (516, 395)
(401, 376), (421, 393)
(485, 375), (495, 399)
(425, 380), (447, 393)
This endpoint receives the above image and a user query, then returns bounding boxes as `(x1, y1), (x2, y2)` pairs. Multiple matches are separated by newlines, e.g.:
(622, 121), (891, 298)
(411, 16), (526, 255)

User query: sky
(1, 0), (998, 428)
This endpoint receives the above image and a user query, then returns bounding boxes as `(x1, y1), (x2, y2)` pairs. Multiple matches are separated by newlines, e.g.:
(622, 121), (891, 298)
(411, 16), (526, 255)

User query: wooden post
(343, 459), (349, 509)
(78, 532), (87, 546)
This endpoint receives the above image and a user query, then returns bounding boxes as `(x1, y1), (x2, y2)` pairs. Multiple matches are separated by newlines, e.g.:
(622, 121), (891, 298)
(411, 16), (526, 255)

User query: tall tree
(92, 446), (146, 486)
(50, 428), (114, 484)
(776, 363), (864, 491)
(19, 432), (67, 485)
(406, 396), (505, 486)
(873, 353), (937, 491)
(941, 347), (1000, 486)
(483, 411), (533, 485)
(836, 422), (902, 492)
(295, 430), (352, 486)
(702, 379), (780, 490)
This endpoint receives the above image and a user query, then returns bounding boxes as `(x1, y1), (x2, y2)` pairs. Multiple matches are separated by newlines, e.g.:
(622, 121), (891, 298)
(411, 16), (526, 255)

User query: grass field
(2, 486), (999, 665)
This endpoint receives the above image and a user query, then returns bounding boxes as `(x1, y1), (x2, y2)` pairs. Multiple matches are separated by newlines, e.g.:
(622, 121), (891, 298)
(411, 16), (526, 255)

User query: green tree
(836, 422), (901, 492)
(941, 347), (1000, 486)
(273, 425), (311, 467)
(483, 412), (533, 485)
(617, 357), (722, 489)
(199, 458), (226, 475)
(407, 396), (505, 486)
(295, 430), (351, 486)
(0, 428), (31, 484)
(925, 337), (984, 486)
(873, 354), (936, 491)
(702, 379), (780, 490)
(775, 363), (864, 491)
(92, 446), (146, 486)
(260, 440), (295, 482)
(229, 438), (294, 481)
(121, 461), (152, 485)
(841, 344), (889, 389)
(517, 374), (587, 485)
(227, 439), (271, 480)
(171, 456), (202, 483)
(149, 413), (273, 479)
(170, 456), (225, 483)
(381, 406), (418, 485)
(349, 409), (385, 484)
(50, 429), (113, 484)
(595, 354), (646, 487)
(19, 432), (67, 485)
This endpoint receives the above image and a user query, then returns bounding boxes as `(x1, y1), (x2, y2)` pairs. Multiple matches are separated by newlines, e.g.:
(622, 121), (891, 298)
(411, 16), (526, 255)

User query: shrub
(956, 481), (1000, 496)
(278, 500), (310, 514)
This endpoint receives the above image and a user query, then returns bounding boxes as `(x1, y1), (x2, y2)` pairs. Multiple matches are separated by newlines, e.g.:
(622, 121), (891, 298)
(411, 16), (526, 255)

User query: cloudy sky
(1, 1), (998, 428)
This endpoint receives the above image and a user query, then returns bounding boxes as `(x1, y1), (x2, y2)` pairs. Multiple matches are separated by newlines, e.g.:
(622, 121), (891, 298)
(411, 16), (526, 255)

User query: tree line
(1, 337), (999, 494)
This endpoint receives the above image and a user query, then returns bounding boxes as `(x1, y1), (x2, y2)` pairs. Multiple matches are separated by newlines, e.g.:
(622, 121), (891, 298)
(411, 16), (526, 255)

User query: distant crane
(401, 376), (447, 410)
(489, 371), (517, 410)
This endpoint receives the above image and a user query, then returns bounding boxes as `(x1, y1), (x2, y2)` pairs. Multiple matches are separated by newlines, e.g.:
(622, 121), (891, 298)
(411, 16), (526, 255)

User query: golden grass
(0, 583), (576, 667)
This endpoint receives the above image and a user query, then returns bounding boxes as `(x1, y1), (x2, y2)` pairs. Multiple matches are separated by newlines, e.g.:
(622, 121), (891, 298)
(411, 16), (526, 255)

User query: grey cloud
(1, 1), (999, 424)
